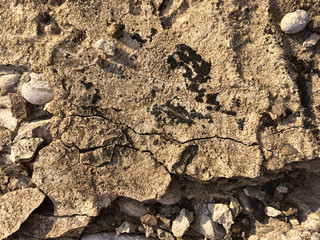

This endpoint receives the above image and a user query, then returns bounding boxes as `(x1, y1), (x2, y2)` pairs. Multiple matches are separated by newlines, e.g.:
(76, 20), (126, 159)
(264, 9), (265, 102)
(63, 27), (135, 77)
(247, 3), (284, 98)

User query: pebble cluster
(280, 9), (320, 47)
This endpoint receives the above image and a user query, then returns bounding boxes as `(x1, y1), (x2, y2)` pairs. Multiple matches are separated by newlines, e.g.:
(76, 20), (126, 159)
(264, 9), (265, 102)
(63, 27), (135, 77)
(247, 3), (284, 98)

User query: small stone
(116, 221), (136, 235)
(81, 232), (147, 240)
(156, 215), (171, 230)
(198, 206), (225, 239)
(209, 203), (234, 232)
(118, 198), (149, 218)
(10, 138), (44, 163)
(157, 229), (175, 240)
(229, 197), (243, 218)
(238, 193), (251, 214)
(243, 186), (266, 201)
(141, 214), (158, 237)
(303, 33), (320, 47)
(0, 74), (20, 92)
(289, 217), (300, 226)
(157, 179), (182, 205)
(97, 194), (114, 208)
(94, 39), (117, 56)
(141, 214), (158, 227)
(171, 209), (194, 238)
(276, 185), (288, 194)
(142, 224), (153, 238)
(264, 206), (282, 217)
(308, 16), (320, 33)
(0, 108), (18, 131)
(280, 10), (309, 34)
(20, 73), (54, 105)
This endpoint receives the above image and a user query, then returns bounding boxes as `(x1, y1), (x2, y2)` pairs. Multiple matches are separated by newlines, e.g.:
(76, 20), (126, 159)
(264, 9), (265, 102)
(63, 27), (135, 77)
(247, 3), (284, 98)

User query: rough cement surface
(0, 0), (320, 239)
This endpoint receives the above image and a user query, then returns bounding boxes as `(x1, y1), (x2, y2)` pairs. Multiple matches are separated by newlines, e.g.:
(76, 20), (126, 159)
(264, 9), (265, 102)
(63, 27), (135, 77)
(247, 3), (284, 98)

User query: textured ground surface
(0, 0), (320, 239)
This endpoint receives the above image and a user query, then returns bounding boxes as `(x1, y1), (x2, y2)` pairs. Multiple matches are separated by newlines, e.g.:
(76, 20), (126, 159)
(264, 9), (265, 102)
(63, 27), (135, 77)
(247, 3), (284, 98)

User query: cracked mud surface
(0, 0), (320, 239)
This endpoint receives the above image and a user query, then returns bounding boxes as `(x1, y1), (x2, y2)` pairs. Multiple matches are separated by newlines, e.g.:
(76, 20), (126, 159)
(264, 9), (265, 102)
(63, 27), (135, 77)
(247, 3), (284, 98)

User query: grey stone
(10, 138), (44, 163)
(0, 94), (27, 131)
(209, 203), (234, 232)
(0, 108), (17, 131)
(94, 39), (117, 56)
(81, 233), (147, 240)
(303, 33), (320, 47)
(171, 208), (194, 237)
(238, 193), (252, 214)
(119, 198), (149, 218)
(116, 221), (136, 235)
(265, 206), (282, 217)
(0, 188), (45, 240)
(276, 185), (288, 194)
(193, 204), (225, 239)
(280, 10), (309, 34)
(244, 186), (266, 201)
(229, 197), (243, 218)
(20, 73), (54, 105)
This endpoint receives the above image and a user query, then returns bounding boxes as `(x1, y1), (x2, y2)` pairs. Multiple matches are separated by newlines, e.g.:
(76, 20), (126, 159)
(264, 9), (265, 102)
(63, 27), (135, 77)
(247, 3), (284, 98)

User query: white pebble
(94, 39), (116, 56)
(118, 198), (149, 218)
(209, 203), (234, 232)
(0, 74), (20, 91)
(0, 108), (18, 131)
(303, 33), (320, 48)
(276, 185), (288, 193)
(280, 10), (309, 34)
(171, 209), (194, 238)
(116, 221), (136, 235)
(265, 206), (282, 217)
(20, 73), (54, 105)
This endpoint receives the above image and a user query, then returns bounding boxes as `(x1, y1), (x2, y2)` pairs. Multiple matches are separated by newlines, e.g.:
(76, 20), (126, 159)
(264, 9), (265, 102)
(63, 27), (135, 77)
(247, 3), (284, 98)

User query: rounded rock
(20, 73), (54, 105)
(280, 10), (309, 34)
(265, 206), (282, 217)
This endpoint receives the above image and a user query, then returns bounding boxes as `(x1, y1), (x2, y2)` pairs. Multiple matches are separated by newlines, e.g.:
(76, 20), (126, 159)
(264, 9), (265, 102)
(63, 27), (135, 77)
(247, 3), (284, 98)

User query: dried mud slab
(0, 188), (45, 240)
(0, 0), (320, 239)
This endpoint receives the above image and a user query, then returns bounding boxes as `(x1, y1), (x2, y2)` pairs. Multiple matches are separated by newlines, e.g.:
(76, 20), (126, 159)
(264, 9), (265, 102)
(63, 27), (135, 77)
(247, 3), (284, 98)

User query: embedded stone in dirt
(171, 208), (194, 237)
(81, 232), (147, 240)
(118, 198), (149, 218)
(209, 203), (234, 233)
(94, 39), (117, 56)
(20, 73), (54, 105)
(280, 10), (309, 34)
(303, 33), (320, 47)
(265, 206), (282, 218)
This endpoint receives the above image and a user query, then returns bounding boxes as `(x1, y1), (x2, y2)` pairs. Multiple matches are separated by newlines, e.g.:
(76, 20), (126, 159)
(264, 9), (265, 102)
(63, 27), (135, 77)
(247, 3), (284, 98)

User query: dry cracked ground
(0, 0), (320, 239)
